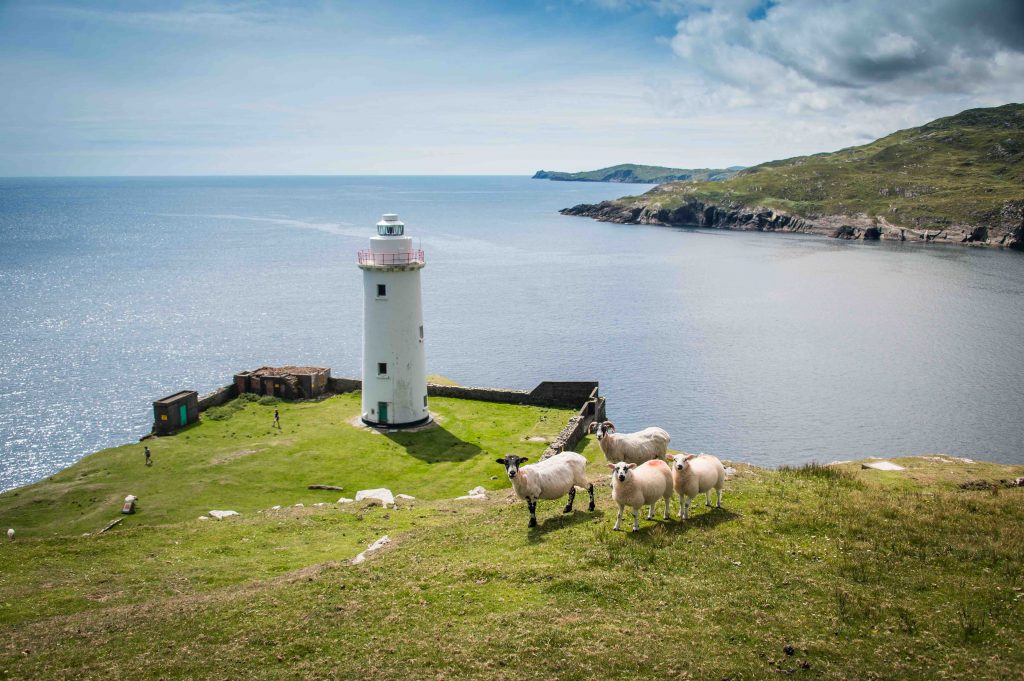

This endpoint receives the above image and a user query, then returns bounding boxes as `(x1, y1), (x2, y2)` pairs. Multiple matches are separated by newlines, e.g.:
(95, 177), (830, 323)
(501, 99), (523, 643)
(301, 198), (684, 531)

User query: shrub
(778, 461), (854, 481)
(258, 396), (280, 406)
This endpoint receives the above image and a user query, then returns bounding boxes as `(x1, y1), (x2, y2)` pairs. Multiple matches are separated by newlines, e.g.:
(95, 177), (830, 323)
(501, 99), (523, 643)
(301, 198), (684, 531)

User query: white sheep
(6, 528), (13, 541)
(668, 453), (725, 520)
(496, 452), (595, 528)
(609, 459), (674, 532)
(588, 420), (671, 465)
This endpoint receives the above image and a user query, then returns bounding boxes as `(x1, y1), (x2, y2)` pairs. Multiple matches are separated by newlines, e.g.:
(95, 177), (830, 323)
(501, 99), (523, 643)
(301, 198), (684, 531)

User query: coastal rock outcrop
(560, 197), (1024, 250)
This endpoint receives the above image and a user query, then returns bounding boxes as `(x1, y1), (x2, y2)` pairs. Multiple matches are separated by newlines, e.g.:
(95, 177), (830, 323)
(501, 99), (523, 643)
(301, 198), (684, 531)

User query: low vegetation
(611, 103), (1024, 231)
(1, 395), (1022, 679)
(533, 163), (741, 183)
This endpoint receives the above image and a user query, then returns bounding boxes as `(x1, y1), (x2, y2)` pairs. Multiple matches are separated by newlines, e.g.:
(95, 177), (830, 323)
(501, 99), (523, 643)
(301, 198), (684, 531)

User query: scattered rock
(490, 476), (498, 480)
(313, 502), (329, 508)
(351, 535), (391, 565)
(271, 505), (281, 510)
(468, 486), (486, 496)
(355, 488), (395, 508)
(861, 461), (905, 471)
(724, 466), (737, 479)
(308, 485), (344, 491)
(396, 494), (416, 500)
(6, 528), (14, 541)
(783, 645), (795, 656)
(337, 497), (354, 504)
(293, 503), (304, 508)
(208, 510), (239, 520)
(198, 516), (210, 521)
(97, 518), (124, 534)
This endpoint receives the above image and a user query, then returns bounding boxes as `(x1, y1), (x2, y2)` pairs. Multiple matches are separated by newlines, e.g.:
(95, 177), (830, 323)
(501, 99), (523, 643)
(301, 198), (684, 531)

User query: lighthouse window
(377, 362), (388, 376)
(377, 284), (387, 297)
(419, 325), (424, 340)
(423, 395), (428, 407)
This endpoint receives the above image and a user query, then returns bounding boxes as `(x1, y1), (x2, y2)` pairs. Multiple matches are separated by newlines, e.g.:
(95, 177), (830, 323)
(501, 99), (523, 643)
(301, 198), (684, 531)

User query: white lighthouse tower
(357, 213), (430, 428)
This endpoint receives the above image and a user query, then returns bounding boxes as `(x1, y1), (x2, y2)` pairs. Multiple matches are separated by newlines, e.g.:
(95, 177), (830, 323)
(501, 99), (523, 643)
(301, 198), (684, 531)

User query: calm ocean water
(1, 176), (1023, 491)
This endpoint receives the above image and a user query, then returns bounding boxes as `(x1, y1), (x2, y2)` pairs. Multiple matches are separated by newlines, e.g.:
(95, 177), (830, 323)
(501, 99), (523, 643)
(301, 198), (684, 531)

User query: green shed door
(378, 402), (388, 423)
(179, 404), (188, 426)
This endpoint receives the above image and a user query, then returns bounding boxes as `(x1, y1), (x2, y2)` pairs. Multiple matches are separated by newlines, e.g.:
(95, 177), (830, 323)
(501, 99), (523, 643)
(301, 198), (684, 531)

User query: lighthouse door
(378, 402), (388, 423)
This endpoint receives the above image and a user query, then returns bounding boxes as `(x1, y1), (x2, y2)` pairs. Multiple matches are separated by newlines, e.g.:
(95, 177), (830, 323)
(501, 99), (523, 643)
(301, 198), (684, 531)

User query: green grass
(0, 393), (579, 536)
(613, 103), (1024, 232)
(1, 398), (1023, 679)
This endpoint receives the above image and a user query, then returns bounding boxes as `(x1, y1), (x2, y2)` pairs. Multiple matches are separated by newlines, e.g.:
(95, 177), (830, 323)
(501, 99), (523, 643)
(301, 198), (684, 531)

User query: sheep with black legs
(609, 459), (674, 531)
(667, 452), (725, 520)
(496, 452), (595, 528)
(588, 421), (671, 465)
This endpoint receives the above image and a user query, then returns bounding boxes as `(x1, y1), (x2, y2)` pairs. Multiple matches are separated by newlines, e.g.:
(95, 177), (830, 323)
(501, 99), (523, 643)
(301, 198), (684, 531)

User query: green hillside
(533, 163), (741, 183)
(562, 104), (1024, 247)
(1, 393), (1023, 679)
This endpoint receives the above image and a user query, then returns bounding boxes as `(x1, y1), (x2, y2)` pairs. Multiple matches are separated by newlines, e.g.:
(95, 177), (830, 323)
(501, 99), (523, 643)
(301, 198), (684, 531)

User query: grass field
(1, 394), (1022, 679)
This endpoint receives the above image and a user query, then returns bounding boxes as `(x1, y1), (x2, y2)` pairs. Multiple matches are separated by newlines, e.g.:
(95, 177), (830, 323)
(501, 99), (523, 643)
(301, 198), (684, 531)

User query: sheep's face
(669, 454), (696, 472)
(608, 462), (636, 482)
(591, 421), (616, 441)
(495, 454), (528, 480)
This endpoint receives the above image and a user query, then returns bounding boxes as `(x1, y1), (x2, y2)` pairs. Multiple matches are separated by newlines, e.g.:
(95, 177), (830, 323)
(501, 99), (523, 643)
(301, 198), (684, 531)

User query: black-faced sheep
(496, 452), (595, 528)
(608, 459), (674, 531)
(588, 421), (671, 465)
(667, 453), (725, 520)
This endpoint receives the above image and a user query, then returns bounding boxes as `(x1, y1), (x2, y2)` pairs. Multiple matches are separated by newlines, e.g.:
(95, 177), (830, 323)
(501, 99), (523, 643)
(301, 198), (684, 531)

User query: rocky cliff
(561, 194), (1024, 248)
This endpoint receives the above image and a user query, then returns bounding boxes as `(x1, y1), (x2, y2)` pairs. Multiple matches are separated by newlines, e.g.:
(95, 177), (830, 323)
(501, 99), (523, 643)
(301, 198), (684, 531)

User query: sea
(1, 175), (1023, 491)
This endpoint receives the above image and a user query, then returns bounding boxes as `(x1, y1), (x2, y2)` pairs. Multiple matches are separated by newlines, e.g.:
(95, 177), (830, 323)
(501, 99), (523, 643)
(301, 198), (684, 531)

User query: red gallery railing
(357, 249), (425, 266)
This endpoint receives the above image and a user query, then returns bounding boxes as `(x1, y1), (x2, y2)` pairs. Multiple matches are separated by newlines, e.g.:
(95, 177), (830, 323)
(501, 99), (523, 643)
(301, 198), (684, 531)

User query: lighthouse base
(360, 415), (433, 430)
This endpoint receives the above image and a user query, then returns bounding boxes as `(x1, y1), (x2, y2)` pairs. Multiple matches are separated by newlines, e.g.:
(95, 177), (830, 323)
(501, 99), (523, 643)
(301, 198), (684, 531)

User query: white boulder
(208, 510), (239, 520)
(396, 494), (416, 500)
(351, 535), (391, 565)
(337, 497), (354, 504)
(355, 488), (395, 508)
(861, 461), (905, 471)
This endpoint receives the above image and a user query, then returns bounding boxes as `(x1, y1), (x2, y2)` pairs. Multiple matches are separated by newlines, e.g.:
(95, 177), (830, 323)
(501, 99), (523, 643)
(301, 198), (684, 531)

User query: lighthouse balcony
(357, 249), (425, 269)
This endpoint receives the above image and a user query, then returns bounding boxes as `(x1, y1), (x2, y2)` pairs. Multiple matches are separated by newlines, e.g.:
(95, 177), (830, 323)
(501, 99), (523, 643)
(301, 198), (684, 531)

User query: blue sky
(1, 0), (1022, 175)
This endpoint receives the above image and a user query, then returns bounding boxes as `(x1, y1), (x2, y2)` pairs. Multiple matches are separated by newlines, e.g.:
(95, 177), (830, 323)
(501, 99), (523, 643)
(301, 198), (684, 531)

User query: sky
(1, 0), (1023, 176)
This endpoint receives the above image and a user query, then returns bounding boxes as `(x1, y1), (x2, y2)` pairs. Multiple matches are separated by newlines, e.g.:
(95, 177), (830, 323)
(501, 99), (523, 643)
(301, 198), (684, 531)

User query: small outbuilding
(152, 390), (199, 435)
(234, 366), (331, 400)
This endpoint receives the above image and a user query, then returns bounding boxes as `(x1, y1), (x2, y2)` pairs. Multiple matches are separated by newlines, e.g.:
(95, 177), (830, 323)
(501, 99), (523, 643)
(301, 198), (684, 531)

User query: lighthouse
(357, 213), (430, 428)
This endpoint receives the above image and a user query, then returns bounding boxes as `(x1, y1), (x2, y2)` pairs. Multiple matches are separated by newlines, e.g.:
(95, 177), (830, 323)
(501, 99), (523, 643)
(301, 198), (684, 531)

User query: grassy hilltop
(533, 163), (741, 184)
(1, 394), (1023, 679)
(563, 104), (1024, 248)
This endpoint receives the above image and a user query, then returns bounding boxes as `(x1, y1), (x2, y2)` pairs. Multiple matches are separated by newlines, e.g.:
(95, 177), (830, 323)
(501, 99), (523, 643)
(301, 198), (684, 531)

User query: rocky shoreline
(560, 195), (1024, 249)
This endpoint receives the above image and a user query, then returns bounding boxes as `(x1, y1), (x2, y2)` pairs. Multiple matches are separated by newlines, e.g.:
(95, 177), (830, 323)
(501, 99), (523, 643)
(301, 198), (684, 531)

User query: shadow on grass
(384, 424), (482, 463)
(527, 508), (605, 544)
(621, 507), (740, 537)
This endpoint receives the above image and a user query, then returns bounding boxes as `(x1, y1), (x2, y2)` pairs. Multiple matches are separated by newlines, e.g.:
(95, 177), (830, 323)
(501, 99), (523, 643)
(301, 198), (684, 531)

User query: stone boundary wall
(197, 384), (237, 411)
(541, 387), (606, 459)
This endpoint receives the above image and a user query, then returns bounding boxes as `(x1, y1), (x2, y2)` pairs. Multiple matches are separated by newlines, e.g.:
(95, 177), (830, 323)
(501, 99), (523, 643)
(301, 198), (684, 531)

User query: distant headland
(561, 104), (1024, 249)
(532, 163), (743, 184)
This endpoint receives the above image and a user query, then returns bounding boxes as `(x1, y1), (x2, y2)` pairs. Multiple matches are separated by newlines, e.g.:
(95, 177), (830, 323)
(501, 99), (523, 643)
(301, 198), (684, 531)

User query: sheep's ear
(606, 463), (615, 469)
(520, 457), (529, 463)
(626, 463), (637, 469)
(495, 458), (507, 465)
(664, 454), (673, 461)
(684, 454), (696, 461)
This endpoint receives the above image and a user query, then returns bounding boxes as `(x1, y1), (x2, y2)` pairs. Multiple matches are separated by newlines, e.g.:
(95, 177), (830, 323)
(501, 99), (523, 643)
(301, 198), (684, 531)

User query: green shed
(152, 390), (199, 435)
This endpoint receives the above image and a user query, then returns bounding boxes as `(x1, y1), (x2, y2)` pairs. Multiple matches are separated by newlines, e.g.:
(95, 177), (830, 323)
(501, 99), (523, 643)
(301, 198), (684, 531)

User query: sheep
(6, 528), (13, 541)
(609, 459), (674, 532)
(667, 453), (725, 520)
(588, 420), (671, 465)
(496, 452), (595, 528)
